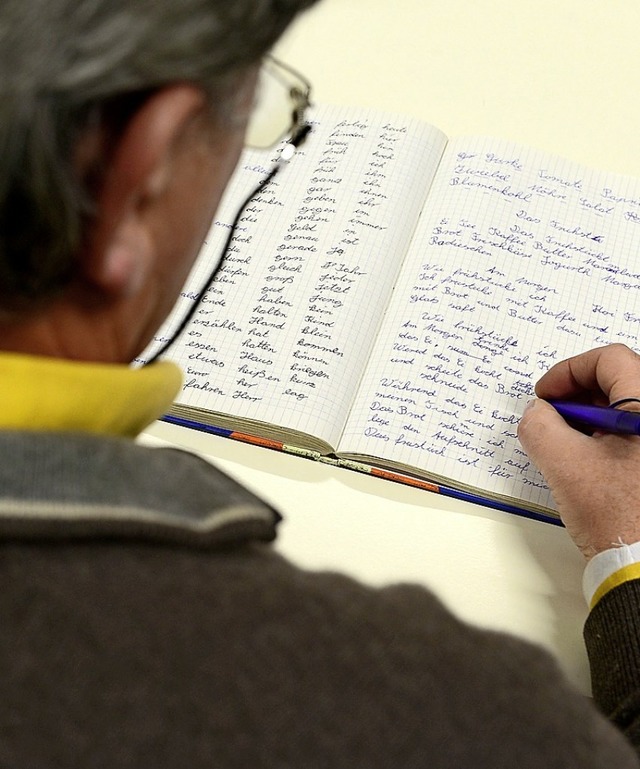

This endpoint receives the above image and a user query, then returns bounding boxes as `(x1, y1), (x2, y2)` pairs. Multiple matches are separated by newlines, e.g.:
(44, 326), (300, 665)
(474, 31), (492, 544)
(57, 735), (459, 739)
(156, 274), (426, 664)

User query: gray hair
(0, 0), (317, 312)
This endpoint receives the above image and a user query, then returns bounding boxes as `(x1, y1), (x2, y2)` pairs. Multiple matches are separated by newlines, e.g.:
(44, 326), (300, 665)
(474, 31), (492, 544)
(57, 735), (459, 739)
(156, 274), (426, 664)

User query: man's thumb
(517, 398), (586, 480)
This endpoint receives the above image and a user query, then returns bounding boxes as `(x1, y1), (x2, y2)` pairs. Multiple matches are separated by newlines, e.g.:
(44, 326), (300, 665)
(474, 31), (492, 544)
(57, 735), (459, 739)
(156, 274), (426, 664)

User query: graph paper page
(141, 106), (447, 447)
(340, 136), (640, 510)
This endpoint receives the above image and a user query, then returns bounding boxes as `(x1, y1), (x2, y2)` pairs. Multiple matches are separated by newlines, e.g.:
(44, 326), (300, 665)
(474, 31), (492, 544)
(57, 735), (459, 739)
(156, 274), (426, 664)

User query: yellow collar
(0, 352), (182, 437)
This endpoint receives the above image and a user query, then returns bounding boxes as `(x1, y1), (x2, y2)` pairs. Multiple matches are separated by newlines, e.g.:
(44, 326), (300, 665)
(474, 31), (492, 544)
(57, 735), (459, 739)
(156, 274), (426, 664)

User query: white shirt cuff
(583, 540), (640, 606)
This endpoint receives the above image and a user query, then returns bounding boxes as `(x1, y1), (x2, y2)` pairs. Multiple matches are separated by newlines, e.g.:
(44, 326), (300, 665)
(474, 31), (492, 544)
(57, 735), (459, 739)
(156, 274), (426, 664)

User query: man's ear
(80, 84), (208, 299)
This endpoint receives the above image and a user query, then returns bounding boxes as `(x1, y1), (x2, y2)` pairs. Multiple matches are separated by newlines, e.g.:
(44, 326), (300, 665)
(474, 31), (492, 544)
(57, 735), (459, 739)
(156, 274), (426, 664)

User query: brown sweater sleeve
(585, 579), (640, 753)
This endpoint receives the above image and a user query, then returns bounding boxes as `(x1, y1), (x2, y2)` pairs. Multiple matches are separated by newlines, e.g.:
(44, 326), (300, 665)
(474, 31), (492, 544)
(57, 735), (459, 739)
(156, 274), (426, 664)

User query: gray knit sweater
(0, 431), (637, 768)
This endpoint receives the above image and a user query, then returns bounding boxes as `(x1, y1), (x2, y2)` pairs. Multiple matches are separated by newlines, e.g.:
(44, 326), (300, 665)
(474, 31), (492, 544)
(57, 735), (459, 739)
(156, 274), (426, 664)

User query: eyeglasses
(145, 58), (311, 366)
(244, 56), (312, 149)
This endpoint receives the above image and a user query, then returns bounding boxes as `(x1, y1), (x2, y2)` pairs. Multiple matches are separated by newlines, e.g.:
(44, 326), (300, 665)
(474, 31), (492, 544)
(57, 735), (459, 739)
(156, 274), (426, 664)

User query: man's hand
(518, 344), (640, 560)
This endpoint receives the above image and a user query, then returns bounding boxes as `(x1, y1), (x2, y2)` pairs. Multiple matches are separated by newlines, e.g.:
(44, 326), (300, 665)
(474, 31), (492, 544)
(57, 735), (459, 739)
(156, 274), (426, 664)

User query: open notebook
(139, 104), (640, 523)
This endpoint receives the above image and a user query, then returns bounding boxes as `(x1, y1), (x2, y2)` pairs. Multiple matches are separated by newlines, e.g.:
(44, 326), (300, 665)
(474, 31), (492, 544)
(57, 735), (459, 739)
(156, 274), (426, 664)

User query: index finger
(534, 344), (640, 405)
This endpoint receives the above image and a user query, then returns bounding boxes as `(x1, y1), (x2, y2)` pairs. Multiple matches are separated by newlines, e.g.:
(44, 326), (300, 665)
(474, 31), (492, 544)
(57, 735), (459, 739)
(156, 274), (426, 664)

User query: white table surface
(144, 1), (640, 695)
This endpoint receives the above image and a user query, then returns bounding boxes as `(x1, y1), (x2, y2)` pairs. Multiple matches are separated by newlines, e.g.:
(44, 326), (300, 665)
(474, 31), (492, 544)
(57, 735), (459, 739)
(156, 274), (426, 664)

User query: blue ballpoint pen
(548, 400), (640, 435)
